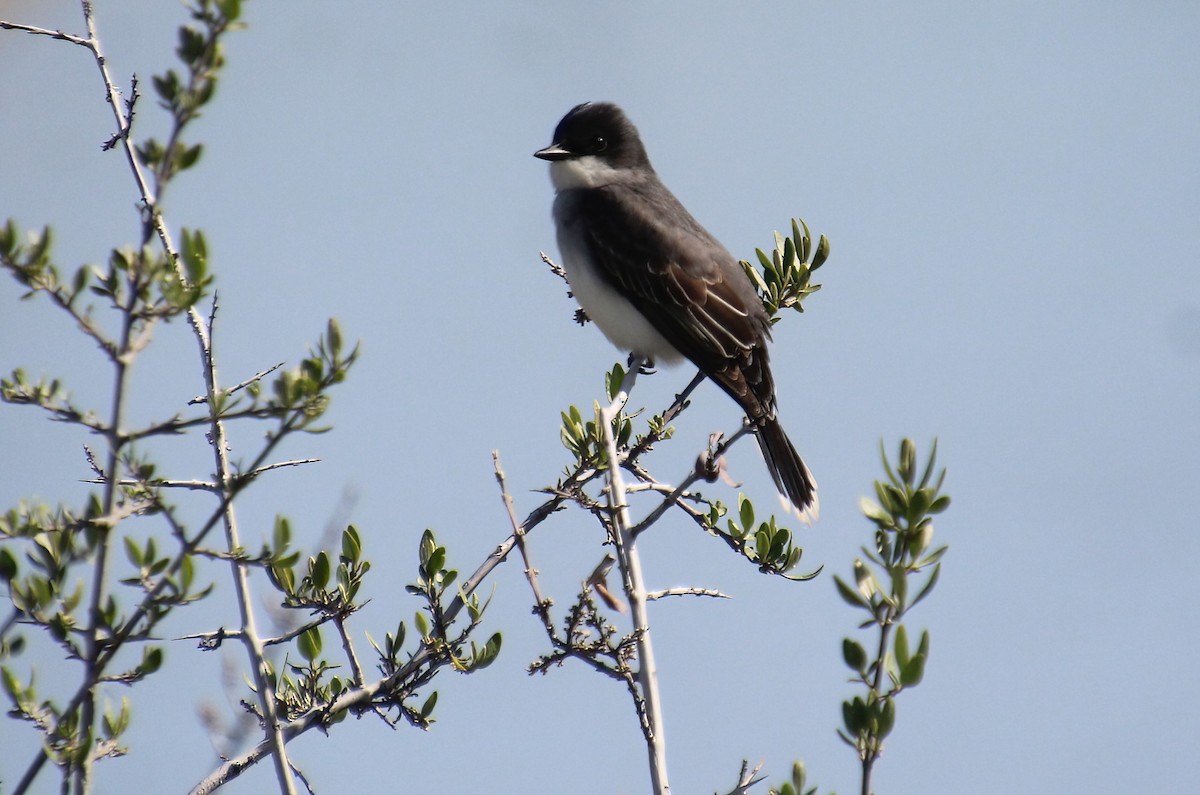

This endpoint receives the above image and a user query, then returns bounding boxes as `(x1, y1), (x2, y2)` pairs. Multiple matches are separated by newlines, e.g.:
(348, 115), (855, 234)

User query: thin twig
(539, 251), (568, 283)
(0, 20), (92, 48)
(82, 478), (219, 492)
(645, 587), (730, 601)
(245, 458), (319, 478)
(722, 759), (767, 795)
(189, 361), (285, 405)
(493, 451), (556, 637)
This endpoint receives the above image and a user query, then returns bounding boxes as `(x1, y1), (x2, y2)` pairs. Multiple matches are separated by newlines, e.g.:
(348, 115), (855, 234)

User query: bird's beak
(534, 143), (572, 161)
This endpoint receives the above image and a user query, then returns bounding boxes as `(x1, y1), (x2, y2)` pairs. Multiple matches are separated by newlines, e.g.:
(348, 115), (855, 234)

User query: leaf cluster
(833, 439), (950, 770)
(741, 218), (830, 320)
(241, 525), (501, 736)
(715, 493), (821, 579)
(137, 0), (246, 187)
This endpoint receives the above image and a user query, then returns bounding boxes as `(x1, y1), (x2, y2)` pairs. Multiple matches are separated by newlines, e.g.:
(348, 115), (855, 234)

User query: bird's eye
(592, 136), (608, 152)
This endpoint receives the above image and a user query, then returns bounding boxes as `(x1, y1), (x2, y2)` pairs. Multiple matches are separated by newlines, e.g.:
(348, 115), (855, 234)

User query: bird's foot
(627, 353), (656, 375)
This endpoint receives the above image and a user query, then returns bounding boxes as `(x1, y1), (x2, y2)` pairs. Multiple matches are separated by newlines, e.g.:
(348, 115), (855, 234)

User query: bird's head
(535, 102), (652, 190)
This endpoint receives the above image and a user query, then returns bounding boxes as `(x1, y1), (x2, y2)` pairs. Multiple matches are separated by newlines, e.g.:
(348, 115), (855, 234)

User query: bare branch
(0, 20), (92, 48)
(646, 587), (731, 601)
(721, 759), (767, 795)
(598, 358), (671, 794)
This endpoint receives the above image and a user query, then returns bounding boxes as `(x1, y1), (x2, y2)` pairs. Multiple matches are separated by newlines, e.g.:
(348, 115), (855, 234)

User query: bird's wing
(576, 184), (770, 360)
(574, 183), (779, 421)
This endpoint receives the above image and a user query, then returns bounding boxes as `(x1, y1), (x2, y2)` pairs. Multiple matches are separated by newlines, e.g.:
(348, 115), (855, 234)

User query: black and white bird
(535, 101), (818, 521)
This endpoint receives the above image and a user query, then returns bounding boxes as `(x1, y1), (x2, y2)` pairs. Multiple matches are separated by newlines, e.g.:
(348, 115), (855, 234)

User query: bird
(534, 101), (818, 521)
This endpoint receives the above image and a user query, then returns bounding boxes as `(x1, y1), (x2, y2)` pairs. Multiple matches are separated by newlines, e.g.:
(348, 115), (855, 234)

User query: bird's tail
(756, 418), (819, 523)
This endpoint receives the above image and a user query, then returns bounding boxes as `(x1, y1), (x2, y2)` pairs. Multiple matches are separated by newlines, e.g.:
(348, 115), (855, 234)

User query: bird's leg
(628, 353), (657, 375)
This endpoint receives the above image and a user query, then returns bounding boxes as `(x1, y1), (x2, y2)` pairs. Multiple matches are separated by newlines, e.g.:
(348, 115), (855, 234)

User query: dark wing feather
(575, 183), (778, 421)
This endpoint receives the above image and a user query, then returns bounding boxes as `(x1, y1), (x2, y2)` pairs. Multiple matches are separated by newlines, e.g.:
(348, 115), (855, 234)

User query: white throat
(548, 155), (624, 192)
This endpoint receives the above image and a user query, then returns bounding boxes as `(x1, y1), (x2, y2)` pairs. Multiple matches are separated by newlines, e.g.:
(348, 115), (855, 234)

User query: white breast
(552, 196), (683, 364)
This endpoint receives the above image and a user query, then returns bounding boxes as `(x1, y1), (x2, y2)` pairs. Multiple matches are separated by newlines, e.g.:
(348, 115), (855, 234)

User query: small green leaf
(928, 494), (952, 514)
(738, 494), (754, 532)
(420, 690), (438, 719)
(878, 697), (896, 737)
(833, 575), (869, 609)
(858, 496), (891, 526)
(899, 438), (917, 485)
(141, 646), (163, 675)
(426, 547), (446, 577)
(842, 696), (868, 734)
(894, 624), (910, 667)
(298, 627), (322, 662)
(900, 653), (926, 688)
(273, 516), (291, 553)
(123, 537), (142, 568)
(2, 666), (24, 702)
(311, 551), (330, 590)
(853, 560), (876, 599)
(842, 638), (868, 673)
(217, 0), (242, 22)
(179, 143), (203, 170)
(341, 525), (361, 563)
(0, 548), (16, 581)
(811, 234), (830, 270)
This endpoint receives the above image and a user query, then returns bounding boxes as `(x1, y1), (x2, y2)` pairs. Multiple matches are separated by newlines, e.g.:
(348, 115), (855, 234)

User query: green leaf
(311, 551), (330, 590)
(341, 525), (361, 563)
(327, 318), (343, 355)
(606, 362), (625, 400)
(2, 666), (24, 702)
(180, 554), (195, 591)
(152, 70), (180, 102)
(217, 0), (242, 21)
(141, 646), (163, 675)
(900, 652), (926, 687)
(270, 563), (295, 595)
(899, 438), (917, 485)
(419, 529), (436, 566)
(853, 559), (876, 600)
(298, 627), (322, 662)
(0, 548), (16, 581)
(420, 690), (438, 719)
(180, 228), (207, 284)
(842, 696), (868, 734)
(811, 234), (830, 270)
(123, 536), (142, 568)
(908, 487), (932, 521)
(273, 516), (291, 554)
(833, 575), (869, 609)
(878, 697), (896, 737)
(842, 638), (868, 673)
(472, 632), (503, 670)
(429, 546), (446, 575)
(179, 143), (204, 170)
(738, 494), (754, 532)
(918, 437), (940, 489)
(894, 624), (910, 667)
(858, 496), (891, 526)
(928, 494), (952, 514)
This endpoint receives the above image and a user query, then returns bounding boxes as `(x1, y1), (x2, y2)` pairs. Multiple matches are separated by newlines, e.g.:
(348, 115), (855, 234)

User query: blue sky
(2, 1), (1198, 793)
